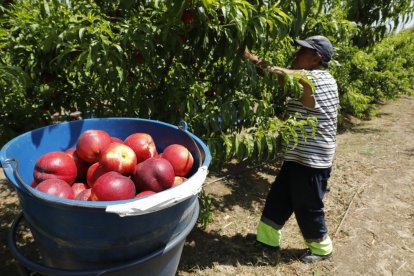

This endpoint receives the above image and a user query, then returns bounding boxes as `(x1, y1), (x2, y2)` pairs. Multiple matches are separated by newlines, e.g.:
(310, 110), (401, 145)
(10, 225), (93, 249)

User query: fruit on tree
(91, 171), (136, 201)
(216, 9), (225, 24)
(161, 144), (194, 176)
(204, 89), (217, 98)
(76, 130), (112, 163)
(65, 148), (90, 179)
(124, 133), (158, 163)
(99, 142), (137, 175)
(181, 9), (195, 24)
(35, 179), (74, 199)
(134, 50), (145, 64)
(179, 34), (188, 44)
(41, 72), (57, 84)
(132, 157), (175, 192)
(33, 151), (77, 185)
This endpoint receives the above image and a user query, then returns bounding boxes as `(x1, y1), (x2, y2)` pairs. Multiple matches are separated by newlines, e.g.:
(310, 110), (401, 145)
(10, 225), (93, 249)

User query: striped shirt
(284, 70), (339, 168)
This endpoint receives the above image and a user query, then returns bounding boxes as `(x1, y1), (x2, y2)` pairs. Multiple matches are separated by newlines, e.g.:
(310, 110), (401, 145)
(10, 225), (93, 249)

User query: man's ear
(314, 52), (323, 63)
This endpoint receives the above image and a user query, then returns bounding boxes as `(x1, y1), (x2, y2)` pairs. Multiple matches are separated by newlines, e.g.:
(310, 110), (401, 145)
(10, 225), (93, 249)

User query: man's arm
(299, 80), (316, 109)
(244, 50), (316, 109)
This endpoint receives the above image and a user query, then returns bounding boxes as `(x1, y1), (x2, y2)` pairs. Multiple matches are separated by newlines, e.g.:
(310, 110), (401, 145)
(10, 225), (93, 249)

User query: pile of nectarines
(31, 130), (194, 201)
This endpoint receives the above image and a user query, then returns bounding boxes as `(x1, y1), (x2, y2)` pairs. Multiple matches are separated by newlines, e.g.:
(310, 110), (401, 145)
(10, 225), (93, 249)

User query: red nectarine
(75, 188), (92, 201)
(33, 151), (77, 185)
(65, 148), (90, 179)
(86, 162), (108, 187)
(110, 137), (123, 144)
(161, 144), (194, 177)
(135, 190), (156, 198)
(173, 176), (187, 186)
(132, 157), (175, 192)
(100, 142), (137, 175)
(72, 182), (88, 198)
(124, 133), (158, 163)
(181, 9), (195, 24)
(35, 179), (74, 199)
(76, 130), (112, 163)
(91, 172), (136, 201)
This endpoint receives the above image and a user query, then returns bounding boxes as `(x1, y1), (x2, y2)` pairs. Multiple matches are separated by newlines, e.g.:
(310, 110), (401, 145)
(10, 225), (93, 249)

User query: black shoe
(245, 233), (281, 265)
(245, 233), (280, 251)
(300, 250), (332, 263)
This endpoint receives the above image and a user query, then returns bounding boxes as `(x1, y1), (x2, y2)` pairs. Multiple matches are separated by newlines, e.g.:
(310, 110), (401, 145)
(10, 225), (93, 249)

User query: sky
(396, 14), (414, 32)
(402, 18), (414, 29)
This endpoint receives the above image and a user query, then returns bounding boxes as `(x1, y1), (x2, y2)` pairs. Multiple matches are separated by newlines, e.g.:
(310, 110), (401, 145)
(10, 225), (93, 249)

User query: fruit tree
(0, 0), (413, 168)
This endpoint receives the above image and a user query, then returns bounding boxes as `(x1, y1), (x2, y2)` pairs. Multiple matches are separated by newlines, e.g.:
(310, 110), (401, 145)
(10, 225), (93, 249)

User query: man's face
(292, 47), (322, 70)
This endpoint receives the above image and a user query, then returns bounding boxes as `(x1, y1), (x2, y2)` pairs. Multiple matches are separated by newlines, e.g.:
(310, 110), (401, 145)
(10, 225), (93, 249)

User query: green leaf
(221, 133), (232, 161)
(236, 139), (245, 161)
(116, 66), (124, 83)
(256, 132), (264, 160)
(265, 135), (274, 159)
(232, 135), (240, 158)
(201, 0), (214, 9)
(43, 0), (51, 16)
(79, 27), (85, 41)
(244, 135), (254, 159)
(86, 47), (93, 70)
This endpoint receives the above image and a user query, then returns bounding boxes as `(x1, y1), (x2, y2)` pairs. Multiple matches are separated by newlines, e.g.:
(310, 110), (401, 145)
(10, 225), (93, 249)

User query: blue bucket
(8, 201), (199, 276)
(0, 118), (211, 270)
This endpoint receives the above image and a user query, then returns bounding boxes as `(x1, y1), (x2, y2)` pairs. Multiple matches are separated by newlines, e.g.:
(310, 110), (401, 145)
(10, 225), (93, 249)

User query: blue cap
(295, 35), (333, 62)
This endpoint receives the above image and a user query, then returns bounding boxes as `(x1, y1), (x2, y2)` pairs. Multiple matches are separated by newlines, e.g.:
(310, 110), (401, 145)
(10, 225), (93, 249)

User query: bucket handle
(2, 158), (66, 204)
(2, 158), (36, 196)
(178, 120), (203, 169)
(2, 158), (103, 207)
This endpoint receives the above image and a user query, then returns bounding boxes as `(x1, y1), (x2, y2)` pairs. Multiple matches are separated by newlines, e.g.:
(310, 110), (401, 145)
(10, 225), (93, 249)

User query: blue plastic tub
(0, 118), (211, 270)
(8, 201), (199, 276)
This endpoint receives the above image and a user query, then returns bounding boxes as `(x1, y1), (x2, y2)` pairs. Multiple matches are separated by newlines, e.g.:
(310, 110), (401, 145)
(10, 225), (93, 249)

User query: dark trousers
(262, 161), (331, 241)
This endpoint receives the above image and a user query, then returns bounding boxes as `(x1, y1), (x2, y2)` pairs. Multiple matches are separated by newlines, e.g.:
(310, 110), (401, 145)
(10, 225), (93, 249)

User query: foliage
(198, 189), (214, 229)
(329, 28), (414, 119)
(0, 0), (413, 164)
(0, 0), (318, 161)
(343, 0), (414, 46)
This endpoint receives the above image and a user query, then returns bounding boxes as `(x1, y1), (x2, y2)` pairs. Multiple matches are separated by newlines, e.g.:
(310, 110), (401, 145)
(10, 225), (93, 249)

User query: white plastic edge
(105, 166), (209, 217)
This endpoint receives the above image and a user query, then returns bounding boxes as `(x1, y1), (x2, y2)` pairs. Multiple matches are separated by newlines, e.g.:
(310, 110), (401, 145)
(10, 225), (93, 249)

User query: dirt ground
(1, 95), (413, 275)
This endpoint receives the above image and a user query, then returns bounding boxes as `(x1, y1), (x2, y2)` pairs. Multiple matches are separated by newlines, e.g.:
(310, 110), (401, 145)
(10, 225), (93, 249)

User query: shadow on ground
(178, 158), (304, 273)
(179, 228), (307, 272)
(206, 159), (282, 213)
(0, 178), (24, 276)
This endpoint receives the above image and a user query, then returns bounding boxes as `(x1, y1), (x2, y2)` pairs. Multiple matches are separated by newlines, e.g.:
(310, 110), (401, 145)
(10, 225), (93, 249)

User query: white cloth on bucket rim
(105, 166), (208, 217)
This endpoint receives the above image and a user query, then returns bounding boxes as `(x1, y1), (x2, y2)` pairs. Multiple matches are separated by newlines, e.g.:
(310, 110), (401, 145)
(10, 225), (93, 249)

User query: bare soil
(1, 95), (413, 275)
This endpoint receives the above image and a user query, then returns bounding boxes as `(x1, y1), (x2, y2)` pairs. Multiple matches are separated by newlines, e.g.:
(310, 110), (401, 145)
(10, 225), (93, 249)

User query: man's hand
(244, 50), (316, 109)
(244, 50), (260, 64)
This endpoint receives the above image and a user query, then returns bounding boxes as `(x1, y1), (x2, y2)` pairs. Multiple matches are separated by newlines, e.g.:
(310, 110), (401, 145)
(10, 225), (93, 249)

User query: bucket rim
(1, 117), (211, 165)
(0, 117), (211, 209)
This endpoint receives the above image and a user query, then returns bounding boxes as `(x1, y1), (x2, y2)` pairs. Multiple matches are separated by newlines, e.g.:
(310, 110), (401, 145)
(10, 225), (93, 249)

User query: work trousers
(261, 161), (331, 241)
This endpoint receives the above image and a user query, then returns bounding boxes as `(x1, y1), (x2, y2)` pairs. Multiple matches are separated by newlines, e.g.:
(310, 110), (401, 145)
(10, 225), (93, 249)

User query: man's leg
(289, 164), (333, 260)
(257, 162), (294, 247)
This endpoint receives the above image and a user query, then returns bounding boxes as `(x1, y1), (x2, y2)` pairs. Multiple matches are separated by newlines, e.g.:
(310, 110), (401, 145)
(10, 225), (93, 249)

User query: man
(244, 35), (339, 263)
